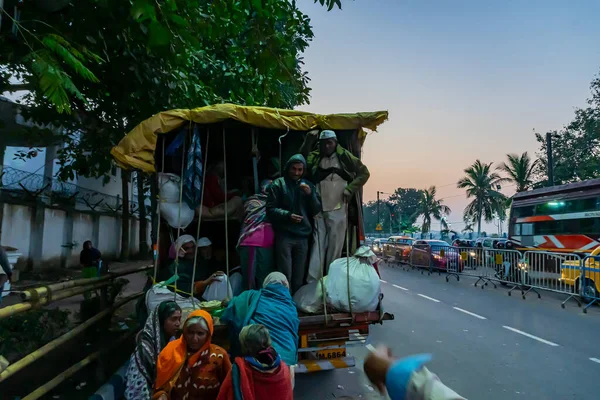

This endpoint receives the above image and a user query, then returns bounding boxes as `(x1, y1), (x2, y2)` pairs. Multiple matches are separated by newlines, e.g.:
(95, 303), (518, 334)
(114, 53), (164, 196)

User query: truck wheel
(579, 278), (599, 304)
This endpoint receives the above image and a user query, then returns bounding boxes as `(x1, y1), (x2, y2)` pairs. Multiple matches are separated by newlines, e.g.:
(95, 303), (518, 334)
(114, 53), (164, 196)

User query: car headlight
(518, 261), (528, 271)
(433, 254), (442, 260)
(469, 251), (476, 257)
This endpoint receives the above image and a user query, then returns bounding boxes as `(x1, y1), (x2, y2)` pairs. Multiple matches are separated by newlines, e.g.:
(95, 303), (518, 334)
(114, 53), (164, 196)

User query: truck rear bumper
(295, 356), (356, 373)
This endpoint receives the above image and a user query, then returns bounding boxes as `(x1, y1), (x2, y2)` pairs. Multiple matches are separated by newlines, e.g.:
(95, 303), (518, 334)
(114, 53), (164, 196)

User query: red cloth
(203, 173), (236, 208)
(217, 358), (293, 400)
(373, 261), (381, 278)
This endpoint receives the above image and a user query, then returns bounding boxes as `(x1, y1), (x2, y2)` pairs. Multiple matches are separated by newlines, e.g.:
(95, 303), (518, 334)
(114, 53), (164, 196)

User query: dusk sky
(298, 0), (600, 232)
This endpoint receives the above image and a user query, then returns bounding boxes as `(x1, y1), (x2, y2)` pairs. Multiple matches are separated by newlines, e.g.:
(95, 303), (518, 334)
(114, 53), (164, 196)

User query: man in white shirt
(301, 130), (370, 283)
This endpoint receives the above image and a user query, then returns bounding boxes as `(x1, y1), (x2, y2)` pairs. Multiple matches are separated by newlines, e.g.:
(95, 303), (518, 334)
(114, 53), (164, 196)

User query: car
(371, 239), (388, 255)
(474, 238), (516, 250)
(410, 240), (463, 271)
(382, 236), (415, 262)
(452, 239), (475, 248)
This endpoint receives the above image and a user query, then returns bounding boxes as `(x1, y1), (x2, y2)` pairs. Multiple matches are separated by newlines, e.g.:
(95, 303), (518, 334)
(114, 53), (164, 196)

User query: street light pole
(377, 190), (380, 228)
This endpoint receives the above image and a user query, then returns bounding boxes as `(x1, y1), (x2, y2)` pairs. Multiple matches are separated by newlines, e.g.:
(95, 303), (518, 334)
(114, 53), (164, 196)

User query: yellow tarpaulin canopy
(111, 103), (388, 172)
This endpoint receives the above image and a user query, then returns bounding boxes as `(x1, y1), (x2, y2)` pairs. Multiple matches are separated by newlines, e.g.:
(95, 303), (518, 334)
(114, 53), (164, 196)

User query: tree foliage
(363, 187), (423, 234)
(535, 73), (600, 185)
(0, 6), (104, 114)
(2, 0), (317, 183)
(497, 152), (539, 193)
(457, 160), (506, 234)
(413, 186), (451, 234)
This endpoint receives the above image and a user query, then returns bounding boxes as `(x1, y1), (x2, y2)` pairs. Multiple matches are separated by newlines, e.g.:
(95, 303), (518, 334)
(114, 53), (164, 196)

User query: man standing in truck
(301, 130), (370, 283)
(266, 154), (321, 293)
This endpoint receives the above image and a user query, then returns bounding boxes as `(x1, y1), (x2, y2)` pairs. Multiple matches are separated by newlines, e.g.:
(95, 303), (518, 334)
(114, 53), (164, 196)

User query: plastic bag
(158, 173), (183, 203)
(160, 202), (195, 229)
(293, 278), (327, 314)
(324, 246), (381, 313)
(203, 275), (233, 302)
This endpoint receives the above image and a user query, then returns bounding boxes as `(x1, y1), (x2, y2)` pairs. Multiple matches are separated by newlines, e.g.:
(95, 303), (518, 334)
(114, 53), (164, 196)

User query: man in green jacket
(300, 130), (370, 283)
(266, 154), (322, 293)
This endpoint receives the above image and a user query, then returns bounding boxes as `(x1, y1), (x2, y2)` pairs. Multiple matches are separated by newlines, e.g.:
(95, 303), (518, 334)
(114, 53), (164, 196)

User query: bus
(509, 179), (600, 254)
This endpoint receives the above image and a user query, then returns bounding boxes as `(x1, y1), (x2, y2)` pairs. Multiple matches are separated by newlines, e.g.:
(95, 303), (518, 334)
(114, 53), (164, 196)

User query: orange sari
(153, 310), (232, 400)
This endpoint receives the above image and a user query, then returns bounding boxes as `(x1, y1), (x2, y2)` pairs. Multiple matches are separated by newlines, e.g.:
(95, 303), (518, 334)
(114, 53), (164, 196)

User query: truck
(111, 103), (394, 373)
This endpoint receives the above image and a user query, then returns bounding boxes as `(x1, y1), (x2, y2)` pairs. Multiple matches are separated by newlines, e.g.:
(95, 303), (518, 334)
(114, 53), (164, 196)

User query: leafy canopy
(2, 0), (325, 182)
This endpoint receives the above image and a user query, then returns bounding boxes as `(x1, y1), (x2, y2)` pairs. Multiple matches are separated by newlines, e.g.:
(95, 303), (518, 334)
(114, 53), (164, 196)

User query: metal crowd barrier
(579, 256), (600, 313)
(409, 244), (461, 282)
(403, 243), (600, 312)
(514, 251), (581, 301)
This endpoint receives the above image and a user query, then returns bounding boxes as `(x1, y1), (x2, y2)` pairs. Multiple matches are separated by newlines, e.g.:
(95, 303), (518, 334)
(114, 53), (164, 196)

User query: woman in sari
(153, 310), (231, 400)
(217, 324), (293, 400)
(238, 180), (275, 290)
(125, 301), (182, 399)
(166, 235), (224, 298)
(221, 272), (299, 367)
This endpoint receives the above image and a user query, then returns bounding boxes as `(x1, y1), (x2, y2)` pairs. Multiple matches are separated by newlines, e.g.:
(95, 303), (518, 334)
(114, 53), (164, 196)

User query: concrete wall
(41, 208), (67, 268)
(0, 202), (149, 269)
(1, 203), (32, 268)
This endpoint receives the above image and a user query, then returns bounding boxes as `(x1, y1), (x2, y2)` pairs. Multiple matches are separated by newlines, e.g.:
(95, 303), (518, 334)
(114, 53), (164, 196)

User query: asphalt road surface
(294, 263), (600, 399)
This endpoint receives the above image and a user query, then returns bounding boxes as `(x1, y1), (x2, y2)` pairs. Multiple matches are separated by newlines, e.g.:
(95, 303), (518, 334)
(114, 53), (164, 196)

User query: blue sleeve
(385, 354), (432, 400)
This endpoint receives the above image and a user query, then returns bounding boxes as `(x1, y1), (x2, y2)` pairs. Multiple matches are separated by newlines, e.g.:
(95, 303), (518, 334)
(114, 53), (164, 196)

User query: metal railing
(1, 165), (144, 216)
(395, 243), (600, 313)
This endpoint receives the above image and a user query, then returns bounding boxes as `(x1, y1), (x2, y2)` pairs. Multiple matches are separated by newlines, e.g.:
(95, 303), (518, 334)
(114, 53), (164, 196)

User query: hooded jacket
(266, 154), (322, 238)
(300, 134), (370, 195)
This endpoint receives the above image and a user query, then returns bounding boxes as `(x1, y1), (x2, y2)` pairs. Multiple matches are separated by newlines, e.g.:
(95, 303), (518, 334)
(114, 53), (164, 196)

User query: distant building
(0, 96), (148, 271)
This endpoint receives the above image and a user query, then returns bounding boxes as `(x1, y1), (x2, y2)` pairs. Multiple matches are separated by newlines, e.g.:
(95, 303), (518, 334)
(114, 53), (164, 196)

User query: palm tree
(414, 186), (451, 233)
(462, 223), (474, 234)
(497, 152), (540, 193)
(457, 160), (507, 235)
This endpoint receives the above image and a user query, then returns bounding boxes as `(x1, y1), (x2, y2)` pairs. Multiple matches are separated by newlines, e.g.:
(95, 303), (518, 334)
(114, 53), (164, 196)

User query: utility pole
(546, 132), (554, 187)
(377, 191), (380, 228)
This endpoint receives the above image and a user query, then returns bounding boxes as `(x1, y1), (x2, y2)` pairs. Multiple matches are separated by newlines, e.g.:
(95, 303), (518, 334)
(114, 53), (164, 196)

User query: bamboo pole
(22, 328), (137, 400)
(20, 264), (152, 301)
(0, 292), (143, 383)
(0, 281), (113, 320)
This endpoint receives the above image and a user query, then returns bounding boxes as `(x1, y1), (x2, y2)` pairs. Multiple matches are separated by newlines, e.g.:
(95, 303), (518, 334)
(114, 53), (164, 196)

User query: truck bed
(298, 310), (394, 328)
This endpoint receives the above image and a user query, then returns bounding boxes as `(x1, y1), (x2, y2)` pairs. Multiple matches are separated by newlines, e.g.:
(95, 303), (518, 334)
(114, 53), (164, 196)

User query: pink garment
(168, 243), (176, 259)
(240, 223), (274, 248)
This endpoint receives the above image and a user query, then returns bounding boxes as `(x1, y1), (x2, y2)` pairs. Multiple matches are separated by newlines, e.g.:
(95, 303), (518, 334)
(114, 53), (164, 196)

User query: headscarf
(125, 301), (181, 400)
(239, 324), (280, 371)
(174, 235), (196, 258)
(155, 309), (214, 390)
(197, 237), (212, 248)
(319, 130), (337, 140)
(262, 272), (289, 289)
(237, 180), (273, 247)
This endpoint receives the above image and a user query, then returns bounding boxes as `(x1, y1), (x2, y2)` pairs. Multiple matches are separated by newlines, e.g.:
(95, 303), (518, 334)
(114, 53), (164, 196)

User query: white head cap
(319, 130), (337, 140)
(196, 237), (212, 248)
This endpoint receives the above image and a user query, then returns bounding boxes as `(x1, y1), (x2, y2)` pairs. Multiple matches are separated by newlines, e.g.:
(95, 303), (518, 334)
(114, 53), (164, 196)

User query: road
(295, 263), (600, 399)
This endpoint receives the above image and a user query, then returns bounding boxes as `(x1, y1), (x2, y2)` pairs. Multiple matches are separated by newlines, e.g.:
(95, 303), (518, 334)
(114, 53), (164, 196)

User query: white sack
(203, 275), (233, 302)
(158, 173), (183, 203)
(293, 278), (327, 314)
(145, 284), (197, 315)
(160, 202), (195, 229)
(324, 246), (381, 313)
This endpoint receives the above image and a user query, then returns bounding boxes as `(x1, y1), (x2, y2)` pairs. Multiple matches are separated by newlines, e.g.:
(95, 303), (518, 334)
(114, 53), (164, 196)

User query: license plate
(316, 343), (347, 360)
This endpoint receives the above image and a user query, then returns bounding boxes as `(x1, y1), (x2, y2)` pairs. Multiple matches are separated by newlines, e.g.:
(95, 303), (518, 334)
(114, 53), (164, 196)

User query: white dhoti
(307, 152), (349, 283)
(307, 208), (347, 283)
